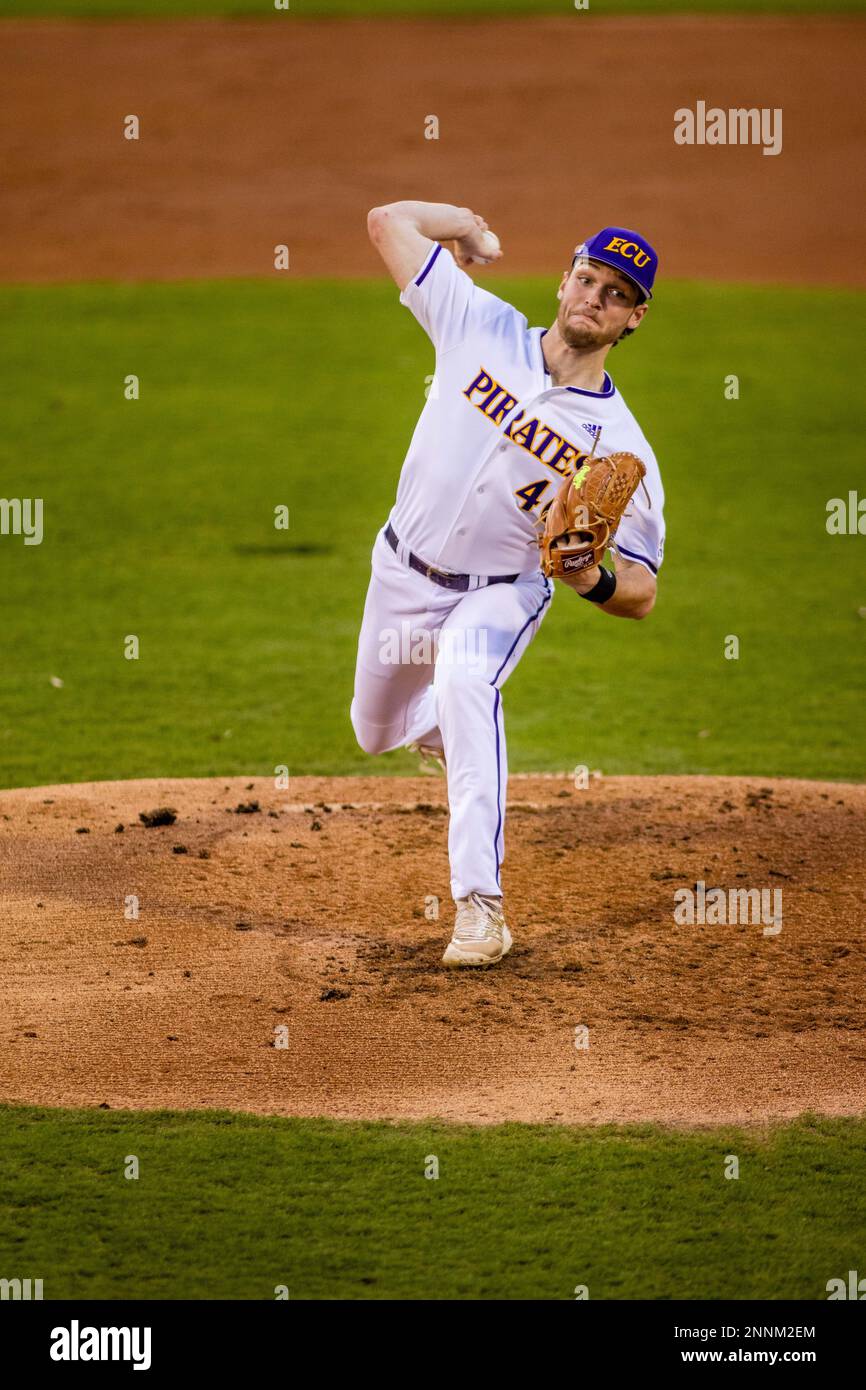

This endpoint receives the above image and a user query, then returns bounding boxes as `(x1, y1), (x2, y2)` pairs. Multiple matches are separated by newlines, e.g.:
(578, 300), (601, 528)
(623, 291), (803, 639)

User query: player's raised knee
(352, 725), (389, 756)
(349, 704), (392, 756)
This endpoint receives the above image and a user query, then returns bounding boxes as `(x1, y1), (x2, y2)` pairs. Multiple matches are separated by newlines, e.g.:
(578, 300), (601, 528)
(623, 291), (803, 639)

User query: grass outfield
(1, 276), (862, 790)
(1, 274), (862, 790)
(0, 1105), (862, 1299)
(3, 0), (865, 18)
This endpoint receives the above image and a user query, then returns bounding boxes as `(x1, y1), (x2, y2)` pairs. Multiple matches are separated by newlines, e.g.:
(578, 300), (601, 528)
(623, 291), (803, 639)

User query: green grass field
(4, 1), (865, 20)
(1, 1105), (862, 1299)
(0, 276), (862, 790)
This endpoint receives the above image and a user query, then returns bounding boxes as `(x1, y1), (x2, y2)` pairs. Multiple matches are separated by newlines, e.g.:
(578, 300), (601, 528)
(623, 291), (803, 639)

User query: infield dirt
(0, 15), (863, 284)
(1, 774), (863, 1126)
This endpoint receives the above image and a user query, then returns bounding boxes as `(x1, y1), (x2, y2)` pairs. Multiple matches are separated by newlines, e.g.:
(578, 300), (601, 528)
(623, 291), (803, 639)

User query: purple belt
(384, 523), (519, 592)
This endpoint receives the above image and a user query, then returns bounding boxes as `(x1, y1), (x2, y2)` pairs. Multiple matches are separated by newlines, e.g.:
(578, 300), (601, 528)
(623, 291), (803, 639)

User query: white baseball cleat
(442, 892), (512, 967)
(407, 741), (447, 774)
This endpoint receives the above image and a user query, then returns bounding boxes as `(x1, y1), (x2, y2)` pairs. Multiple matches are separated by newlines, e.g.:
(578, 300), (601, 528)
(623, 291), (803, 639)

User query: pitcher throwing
(351, 202), (665, 965)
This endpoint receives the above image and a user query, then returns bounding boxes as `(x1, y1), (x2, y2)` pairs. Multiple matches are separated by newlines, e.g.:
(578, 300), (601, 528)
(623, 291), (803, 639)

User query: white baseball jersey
(390, 242), (665, 578)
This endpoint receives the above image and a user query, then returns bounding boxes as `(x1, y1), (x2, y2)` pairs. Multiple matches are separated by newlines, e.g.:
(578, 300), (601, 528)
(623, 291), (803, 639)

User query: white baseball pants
(350, 527), (553, 902)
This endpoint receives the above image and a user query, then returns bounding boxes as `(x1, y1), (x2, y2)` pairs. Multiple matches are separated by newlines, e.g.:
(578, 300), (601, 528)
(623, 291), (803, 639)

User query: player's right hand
(454, 214), (503, 269)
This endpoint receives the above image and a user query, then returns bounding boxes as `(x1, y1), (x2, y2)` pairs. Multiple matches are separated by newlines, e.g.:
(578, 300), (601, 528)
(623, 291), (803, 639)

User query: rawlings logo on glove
(538, 451), (647, 581)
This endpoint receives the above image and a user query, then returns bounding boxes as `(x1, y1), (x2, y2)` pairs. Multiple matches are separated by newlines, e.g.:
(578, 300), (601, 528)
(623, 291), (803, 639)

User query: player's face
(556, 259), (647, 348)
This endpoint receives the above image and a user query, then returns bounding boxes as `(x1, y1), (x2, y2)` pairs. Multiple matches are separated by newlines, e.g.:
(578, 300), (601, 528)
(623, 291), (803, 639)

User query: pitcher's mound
(0, 774), (863, 1127)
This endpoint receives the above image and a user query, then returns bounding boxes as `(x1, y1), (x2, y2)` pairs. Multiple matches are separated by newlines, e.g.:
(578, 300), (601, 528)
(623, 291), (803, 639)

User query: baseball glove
(538, 451), (647, 581)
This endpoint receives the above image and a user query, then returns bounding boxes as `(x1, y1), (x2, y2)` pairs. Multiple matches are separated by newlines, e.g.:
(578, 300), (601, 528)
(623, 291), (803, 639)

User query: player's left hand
(559, 563), (602, 595)
(538, 451), (646, 586)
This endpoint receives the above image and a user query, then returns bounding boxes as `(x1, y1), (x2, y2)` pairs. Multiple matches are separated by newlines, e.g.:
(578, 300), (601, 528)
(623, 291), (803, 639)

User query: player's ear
(556, 269), (570, 301)
(628, 301), (648, 331)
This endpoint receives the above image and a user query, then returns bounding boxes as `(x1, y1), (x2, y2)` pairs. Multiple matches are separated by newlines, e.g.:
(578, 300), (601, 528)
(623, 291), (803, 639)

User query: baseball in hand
(470, 230), (501, 265)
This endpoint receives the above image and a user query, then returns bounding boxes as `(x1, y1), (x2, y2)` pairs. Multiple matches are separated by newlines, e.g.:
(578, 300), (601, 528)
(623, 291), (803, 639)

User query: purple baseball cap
(572, 226), (658, 301)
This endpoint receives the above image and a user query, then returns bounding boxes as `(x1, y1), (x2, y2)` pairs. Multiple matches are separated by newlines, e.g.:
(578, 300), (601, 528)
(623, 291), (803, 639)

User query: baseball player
(351, 202), (664, 966)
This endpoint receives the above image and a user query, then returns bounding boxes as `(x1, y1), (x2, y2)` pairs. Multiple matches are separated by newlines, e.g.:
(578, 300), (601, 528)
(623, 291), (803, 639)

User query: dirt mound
(0, 16), (862, 284)
(0, 773), (863, 1126)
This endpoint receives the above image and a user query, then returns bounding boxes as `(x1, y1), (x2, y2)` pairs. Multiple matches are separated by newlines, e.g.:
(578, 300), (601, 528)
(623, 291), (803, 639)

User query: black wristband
(580, 566), (617, 604)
